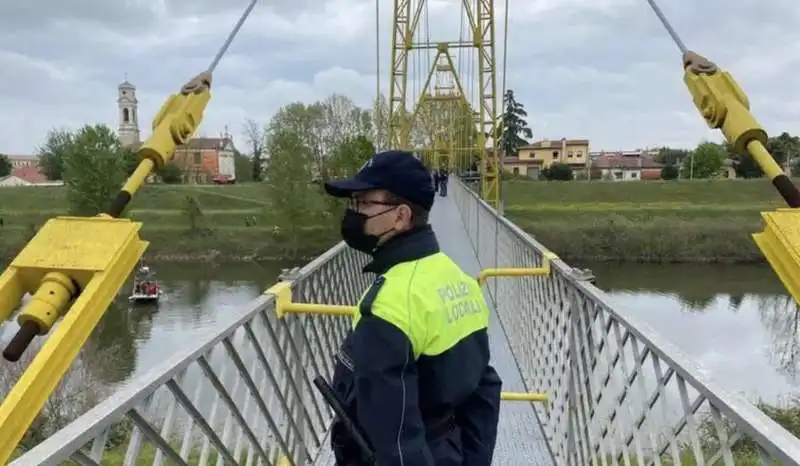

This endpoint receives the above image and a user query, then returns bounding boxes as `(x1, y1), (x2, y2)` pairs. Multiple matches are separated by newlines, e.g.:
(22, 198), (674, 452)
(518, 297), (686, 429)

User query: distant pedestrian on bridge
(324, 150), (502, 466)
(438, 167), (449, 197)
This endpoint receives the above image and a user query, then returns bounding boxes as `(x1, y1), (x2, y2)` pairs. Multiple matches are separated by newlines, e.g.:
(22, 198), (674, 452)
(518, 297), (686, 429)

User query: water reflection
(757, 294), (800, 382)
(113, 262), (288, 389)
(584, 262), (800, 402)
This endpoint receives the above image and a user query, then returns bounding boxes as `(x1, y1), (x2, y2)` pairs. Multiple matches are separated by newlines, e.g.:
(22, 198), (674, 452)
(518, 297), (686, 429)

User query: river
(0, 261), (293, 392)
(584, 261), (799, 404)
(2, 261), (798, 405)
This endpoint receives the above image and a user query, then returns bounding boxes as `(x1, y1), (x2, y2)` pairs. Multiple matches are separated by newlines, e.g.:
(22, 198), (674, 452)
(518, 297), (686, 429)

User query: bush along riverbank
(0, 224), (339, 264)
(502, 178), (789, 264)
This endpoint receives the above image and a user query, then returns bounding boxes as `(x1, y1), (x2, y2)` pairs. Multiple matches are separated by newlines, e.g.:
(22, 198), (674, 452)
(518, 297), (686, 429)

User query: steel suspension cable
(209, 0), (260, 73)
(375, 0), (382, 150)
(643, 0), (688, 54)
(491, 0), (510, 302)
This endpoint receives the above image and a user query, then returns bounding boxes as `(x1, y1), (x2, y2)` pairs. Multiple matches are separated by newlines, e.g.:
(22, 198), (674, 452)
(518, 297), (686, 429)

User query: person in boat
(323, 150), (502, 466)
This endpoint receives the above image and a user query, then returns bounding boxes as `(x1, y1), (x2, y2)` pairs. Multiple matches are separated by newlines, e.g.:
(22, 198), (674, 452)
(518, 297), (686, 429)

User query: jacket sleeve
(350, 314), (434, 466)
(456, 364), (502, 464)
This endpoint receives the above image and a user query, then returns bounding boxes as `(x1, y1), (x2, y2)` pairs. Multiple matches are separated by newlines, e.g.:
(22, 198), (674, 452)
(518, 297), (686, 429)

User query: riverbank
(503, 178), (790, 263)
(0, 184), (340, 262)
(1, 179), (795, 264)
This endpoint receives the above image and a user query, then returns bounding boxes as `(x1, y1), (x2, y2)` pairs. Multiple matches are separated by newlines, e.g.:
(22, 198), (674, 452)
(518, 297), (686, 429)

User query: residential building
(502, 138), (590, 178)
(591, 150), (663, 181)
(118, 78), (237, 184)
(0, 175), (33, 187)
(3, 155), (59, 186)
(721, 159), (736, 179)
(8, 155), (38, 169)
(171, 137), (237, 184)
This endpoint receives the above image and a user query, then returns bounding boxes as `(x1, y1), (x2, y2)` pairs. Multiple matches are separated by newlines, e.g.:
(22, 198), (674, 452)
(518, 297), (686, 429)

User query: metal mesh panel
(10, 242), (371, 466)
(451, 178), (800, 465)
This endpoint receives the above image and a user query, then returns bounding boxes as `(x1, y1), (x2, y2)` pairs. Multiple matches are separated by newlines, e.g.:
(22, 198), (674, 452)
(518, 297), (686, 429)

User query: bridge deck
(313, 191), (554, 465)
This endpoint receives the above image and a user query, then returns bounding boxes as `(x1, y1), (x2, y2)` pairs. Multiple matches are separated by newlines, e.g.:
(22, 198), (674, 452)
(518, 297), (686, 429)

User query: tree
(730, 145), (763, 179)
(328, 136), (375, 179)
(267, 102), (325, 180)
(656, 147), (690, 166)
(0, 153), (10, 177)
(541, 163), (573, 181)
(321, 95), (371, 147)
(265, 114), (324, 258)
(725, 132), (800, 178)
(158, 163), (183, 184)
(661, 164), (679, 180)
(60, 124), (131, 216)
(37, 128), (73, 181)
(499, 89), (532, 156)
(243, 119), (266, 181)
(263, 95), (374, 183)
(683, 142), (725, 179)
(767, 132), (800, 167)
(120, 147), (138, 176)
(233, 151), (253, 182)
(183, 195), (204, 231)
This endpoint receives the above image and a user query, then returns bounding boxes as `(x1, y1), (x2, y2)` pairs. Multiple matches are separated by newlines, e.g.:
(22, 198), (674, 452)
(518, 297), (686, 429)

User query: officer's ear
(395, 203), (414, 229)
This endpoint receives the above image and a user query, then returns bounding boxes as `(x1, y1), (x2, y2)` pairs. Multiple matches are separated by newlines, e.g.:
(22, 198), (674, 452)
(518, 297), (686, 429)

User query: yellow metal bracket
(0, 72), (214, 465)
(753, 209), (800, 305)
(682, 51), (800, 304)
(0, 216), (147, 463)
(267, 281), (356, 319)
(477, 252), (558, 284)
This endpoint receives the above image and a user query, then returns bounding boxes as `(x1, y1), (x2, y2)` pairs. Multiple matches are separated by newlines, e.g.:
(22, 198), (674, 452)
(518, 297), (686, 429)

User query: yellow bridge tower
(386, 0), (501, 208)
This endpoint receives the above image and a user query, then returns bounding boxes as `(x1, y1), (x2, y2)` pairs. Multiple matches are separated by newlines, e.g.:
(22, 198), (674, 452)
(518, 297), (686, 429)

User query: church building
(118, 78), (237, 184)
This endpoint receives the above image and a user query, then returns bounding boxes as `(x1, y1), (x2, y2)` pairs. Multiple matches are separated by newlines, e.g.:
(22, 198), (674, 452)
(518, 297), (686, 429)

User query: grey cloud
(0, 0), (799, 154)
(0, 1), (161, 34)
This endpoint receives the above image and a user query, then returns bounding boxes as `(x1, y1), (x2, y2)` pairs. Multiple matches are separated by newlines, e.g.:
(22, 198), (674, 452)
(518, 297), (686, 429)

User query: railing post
(278, 267), (310, 466)
(291, 315), (308, 465)
(566, 286), (585, 466)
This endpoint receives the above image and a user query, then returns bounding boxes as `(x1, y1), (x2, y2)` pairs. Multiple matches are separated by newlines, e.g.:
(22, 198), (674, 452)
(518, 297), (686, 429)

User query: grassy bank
(0, 183), (339, 262)
(1, 178), (794, 264)
(502, 178), (791, 264)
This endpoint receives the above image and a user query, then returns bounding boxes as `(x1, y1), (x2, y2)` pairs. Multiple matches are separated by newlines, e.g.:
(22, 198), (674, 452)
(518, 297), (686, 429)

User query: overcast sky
(0, 0), (798, 155)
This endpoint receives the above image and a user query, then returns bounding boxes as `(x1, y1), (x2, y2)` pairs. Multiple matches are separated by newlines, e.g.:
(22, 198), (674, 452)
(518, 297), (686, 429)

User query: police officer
(323, 150), (502, 466)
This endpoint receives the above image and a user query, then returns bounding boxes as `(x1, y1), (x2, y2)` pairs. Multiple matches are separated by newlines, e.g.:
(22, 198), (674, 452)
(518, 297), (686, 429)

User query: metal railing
(8, 177), (800, 465)
(9, 244), (371, 466)
(452, 178), (800, 464)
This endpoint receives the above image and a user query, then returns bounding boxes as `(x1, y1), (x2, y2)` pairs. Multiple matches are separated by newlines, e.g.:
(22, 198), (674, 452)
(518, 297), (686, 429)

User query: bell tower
(117, 76), (140, 147)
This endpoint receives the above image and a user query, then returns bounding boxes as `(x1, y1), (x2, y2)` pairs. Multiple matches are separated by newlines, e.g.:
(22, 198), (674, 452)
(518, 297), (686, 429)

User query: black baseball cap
(324, 150), (435, 211)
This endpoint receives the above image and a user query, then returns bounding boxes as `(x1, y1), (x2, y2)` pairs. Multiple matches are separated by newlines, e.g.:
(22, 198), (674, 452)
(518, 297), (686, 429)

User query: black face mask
(340, 207), (396, 254)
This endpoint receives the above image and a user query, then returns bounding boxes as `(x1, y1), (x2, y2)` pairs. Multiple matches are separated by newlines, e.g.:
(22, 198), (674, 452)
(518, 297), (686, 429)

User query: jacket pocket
(331, 334), (357, 407)
(330, 335), (361, 458)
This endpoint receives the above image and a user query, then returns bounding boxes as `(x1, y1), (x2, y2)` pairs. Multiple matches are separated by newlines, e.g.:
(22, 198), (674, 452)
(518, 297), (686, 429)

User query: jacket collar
(364, 225), (440, 275)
